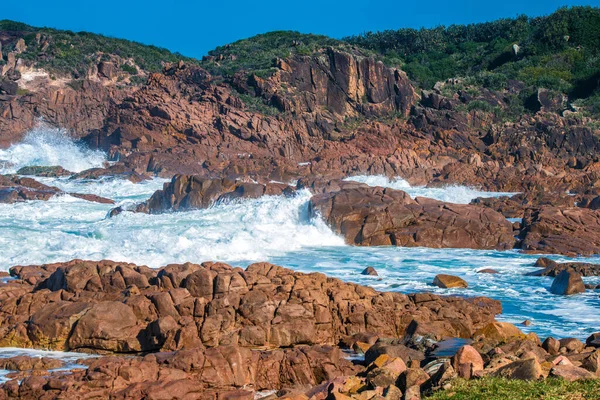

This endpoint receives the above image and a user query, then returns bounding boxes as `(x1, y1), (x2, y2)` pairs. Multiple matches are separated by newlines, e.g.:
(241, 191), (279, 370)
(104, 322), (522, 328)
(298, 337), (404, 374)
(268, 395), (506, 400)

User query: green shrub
(424, 377), (600, 400)
(121, 64), (137, 74)
(467, 100), (493, 112)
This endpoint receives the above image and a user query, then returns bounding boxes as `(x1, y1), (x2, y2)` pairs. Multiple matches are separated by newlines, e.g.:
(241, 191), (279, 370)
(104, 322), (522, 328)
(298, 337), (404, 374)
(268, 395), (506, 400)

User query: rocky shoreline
(0, 260), (596, 399)
(1, 15), (600, 399)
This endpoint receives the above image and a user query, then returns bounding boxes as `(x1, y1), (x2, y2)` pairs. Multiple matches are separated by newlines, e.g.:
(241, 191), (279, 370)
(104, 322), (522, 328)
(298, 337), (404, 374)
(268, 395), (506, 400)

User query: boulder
(453, 345), (484, 374)
(474, 322), (524, 343)
(582, 349), (600, 374)
(558, 338), (585, 353)
(397, 368), (429, 392)
(67, 302), (142, 352)
(362, 267), (378, 276)
(432, 274), (468, 289)
(549, 270), (585, 295)
(366, 357), (406, 388)
(550, 364), (596, 381)
(16, 166), (73, 178)
(365, 341), (426, 365)
(586, 333), (600, 348)
(477, 269), (499, 274)
(542, 337), (561, 355)
(528, 257), (600, 277)
(492, 357), (543, 380)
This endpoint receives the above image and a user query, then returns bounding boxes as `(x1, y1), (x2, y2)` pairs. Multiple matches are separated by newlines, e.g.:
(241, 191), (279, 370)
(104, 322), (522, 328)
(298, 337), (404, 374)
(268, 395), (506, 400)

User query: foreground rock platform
(0, 260), (598, 399)
(0, 260), (500, 353)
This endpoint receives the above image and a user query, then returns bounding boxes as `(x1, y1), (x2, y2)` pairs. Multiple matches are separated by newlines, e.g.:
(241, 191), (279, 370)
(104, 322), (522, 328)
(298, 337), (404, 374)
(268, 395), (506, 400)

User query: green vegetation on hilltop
(0, 20), (196, 78)
(1, 7), (600, 116)
(200, 30), (354, 77)
(424, 378), (600, 400)
(345, 6), (600, 110)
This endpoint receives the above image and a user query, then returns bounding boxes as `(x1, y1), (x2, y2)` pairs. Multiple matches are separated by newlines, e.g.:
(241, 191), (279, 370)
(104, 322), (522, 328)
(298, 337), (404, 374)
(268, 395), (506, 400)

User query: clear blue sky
(2, 1), (599, 58)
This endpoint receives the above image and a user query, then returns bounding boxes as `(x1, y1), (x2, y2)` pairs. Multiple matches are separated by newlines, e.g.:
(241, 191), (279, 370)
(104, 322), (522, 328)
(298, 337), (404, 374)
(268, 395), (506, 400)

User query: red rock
(521, 207), (600, 256)
(0, 260), (500, 352)
(453, 345), (484, 373)
(310, 186), (516, 249)
(134, 175), (293, 214)
(398, 368), (429, 392)
(362, 267), (378, 276)
(542, 337), (561, 355)
(550, 364), (596, 381)
(550, 270), (586, 295)
(492, 358), (543, 380)
(433, 274), (468, 289)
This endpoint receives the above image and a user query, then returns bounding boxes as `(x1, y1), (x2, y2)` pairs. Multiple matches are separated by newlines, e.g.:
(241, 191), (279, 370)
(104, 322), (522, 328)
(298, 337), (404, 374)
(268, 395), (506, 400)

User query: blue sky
(2, 1), (600, 58)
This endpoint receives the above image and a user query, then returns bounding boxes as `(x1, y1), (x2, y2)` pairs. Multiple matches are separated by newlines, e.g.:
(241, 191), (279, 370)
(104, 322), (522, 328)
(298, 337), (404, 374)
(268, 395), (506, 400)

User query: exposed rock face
(0, 175), (60, 203)
(0, 79), (130, 147)
(259, 49), (417, 120)
(0, 175), (114, 204)
(520, 206), (600, 255)
(81, 53), (420, 181)
(309, 186), (516, 249)
(527, 257), (600, 277)
(433, 274), (468, 289)
(0, 260), (501, 353)
(492, 357), (543, 380)
(0, 356), (63, 371)
(134, 175), (292, 214)
(0, 261), (599, 398)
(16, 166), (72, 178)
(0, 345), (359, 399)
(2, 42), (600, 203)
(549, 269), (586, 295)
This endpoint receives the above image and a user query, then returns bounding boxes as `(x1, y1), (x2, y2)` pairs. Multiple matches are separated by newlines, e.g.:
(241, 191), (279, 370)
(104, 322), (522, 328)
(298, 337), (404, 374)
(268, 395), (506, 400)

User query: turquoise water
(0, 127), (597, 341)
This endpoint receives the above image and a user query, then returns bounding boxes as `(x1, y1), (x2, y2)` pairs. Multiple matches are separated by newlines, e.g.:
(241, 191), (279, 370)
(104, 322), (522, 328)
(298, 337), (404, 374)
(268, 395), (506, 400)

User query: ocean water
(0, 127), (598, 344)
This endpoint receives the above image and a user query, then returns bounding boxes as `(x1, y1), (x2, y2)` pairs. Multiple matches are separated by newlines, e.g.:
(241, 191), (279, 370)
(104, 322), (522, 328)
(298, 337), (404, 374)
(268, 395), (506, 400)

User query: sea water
(0, 127), (598, 343)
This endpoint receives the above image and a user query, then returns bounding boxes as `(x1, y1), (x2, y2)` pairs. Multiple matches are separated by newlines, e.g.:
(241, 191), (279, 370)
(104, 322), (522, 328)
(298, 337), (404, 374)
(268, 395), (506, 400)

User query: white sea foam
(344, 175), (517, 204)
(0, 188), (344, 268)
(0, 125), (106, 173)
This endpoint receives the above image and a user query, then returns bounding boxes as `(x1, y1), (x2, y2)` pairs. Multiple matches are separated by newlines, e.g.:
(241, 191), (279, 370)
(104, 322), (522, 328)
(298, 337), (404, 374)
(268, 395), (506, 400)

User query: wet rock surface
(309, 186), (516, 249)
(519, 206), (600, 256)
(0, 260), (501, 352)
(134, 174), (293, 214)
(549, 270), (586, 295)
(528, 257), (600, 277)
(0, 261), (597, 398)
(0, 175), (114, 204)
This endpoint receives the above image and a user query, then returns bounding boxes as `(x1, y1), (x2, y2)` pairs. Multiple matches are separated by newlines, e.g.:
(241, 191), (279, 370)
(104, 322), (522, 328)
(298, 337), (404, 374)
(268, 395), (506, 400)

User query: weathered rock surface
(134, 175), (292, 214)
(16, 166), (72, 178)
(432, 275), (468, 289)
(0, 356), (63, 371)
(528, 257), (600, 277)
(310, 186), (516, 249)
(492, 357), (543, 380)
(0, 344), (359, 399)
(520, 206), (600, 256)
(549, 269), (586, 295)
(0, 175), (114, 204)
(0, 260), (501, 353)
